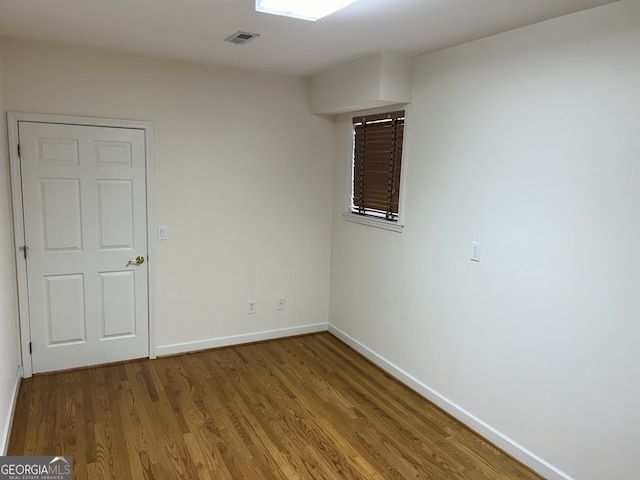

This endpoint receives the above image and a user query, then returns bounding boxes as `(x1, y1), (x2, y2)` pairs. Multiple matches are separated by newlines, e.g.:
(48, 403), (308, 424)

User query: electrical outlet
(247, 301), (256, 314)
(470, 241), (481, 262)
(277, 297), (285, 311)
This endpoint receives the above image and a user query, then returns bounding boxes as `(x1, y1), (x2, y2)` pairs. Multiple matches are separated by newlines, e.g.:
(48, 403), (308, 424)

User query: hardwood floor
(9, 333), (543, 479)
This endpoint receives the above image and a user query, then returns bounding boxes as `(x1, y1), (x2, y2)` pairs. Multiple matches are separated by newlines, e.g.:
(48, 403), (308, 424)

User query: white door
(19, 121), (149, 373)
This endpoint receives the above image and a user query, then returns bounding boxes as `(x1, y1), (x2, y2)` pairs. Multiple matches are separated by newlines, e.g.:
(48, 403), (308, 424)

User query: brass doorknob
(127, 256), (145, 266)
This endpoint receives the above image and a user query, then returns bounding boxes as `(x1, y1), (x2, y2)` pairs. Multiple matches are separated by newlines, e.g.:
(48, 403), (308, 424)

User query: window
(349, 110), (405, 227)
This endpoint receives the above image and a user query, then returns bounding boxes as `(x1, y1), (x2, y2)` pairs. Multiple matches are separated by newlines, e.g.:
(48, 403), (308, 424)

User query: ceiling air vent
(225, 31), (260, 45)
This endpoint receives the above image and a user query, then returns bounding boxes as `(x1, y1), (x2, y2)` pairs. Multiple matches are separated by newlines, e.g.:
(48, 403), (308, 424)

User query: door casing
(7, 112), (157, 377)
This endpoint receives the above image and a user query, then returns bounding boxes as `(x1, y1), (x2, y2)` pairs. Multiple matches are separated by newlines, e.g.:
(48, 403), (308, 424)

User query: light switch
(158, 226), (168, 240)
(470, 241), (481, 262)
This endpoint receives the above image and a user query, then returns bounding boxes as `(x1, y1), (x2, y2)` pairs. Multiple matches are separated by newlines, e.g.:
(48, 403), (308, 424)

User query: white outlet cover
(248, 301), (257, 314)
(470, 241), (481, 262)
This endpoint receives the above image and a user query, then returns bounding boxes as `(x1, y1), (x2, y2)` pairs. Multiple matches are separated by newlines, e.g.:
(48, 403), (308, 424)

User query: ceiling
(0, 0), (619, 76)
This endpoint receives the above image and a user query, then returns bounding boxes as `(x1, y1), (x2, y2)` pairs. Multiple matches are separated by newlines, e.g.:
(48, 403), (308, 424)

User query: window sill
(343, 213), (404, 233)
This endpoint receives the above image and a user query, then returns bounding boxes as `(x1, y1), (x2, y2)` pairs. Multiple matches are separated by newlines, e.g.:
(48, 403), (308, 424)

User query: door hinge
(19, 245), (28, 260)
(17, 143), (21, 158)
(29, 342), (32, 355)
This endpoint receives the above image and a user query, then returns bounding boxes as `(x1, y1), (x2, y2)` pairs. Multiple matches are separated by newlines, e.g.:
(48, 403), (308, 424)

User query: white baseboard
(1, 365), (22, 455)
(156, 322), (572, 479)
(156, 323), (328, 357)
(328, 323), (574, 480)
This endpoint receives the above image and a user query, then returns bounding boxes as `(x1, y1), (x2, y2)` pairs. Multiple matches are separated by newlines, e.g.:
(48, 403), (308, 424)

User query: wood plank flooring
(8, 333), (544, 479)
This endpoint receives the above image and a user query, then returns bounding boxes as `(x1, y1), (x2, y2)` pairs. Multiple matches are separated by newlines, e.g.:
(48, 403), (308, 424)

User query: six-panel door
(19, 122), (149, 373)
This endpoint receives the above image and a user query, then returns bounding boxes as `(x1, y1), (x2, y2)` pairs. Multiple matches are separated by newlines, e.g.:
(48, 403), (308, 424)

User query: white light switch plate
(158, 226), (168, 240)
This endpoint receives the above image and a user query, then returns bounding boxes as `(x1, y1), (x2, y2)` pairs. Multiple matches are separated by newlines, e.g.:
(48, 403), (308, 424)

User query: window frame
(343, 105), (409, 233)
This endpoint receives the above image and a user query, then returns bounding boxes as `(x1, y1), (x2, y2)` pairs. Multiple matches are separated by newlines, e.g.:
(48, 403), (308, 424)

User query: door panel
(99, 271), (136, 338)
(97, 180), (134, 249)
(37, 137), (79, 166)
(95, 141), (132, 166)
(19, 121), (149, 373)
(45, 273), (86, 344)
(40, 178), (83, 251)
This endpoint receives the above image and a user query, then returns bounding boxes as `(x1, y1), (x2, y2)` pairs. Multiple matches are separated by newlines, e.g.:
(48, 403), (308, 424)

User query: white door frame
(7, 112), (157, 377)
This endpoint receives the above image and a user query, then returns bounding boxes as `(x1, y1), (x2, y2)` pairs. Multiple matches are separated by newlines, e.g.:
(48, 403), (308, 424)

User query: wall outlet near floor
(247, 301), (257, 314)
(276, 297), (285, 311)
(470, 241), (481, 262)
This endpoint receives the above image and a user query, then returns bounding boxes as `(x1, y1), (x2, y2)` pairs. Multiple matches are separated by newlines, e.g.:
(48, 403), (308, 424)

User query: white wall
(0, 38), (22, 453)
(1, 39), (335, 353)
(329, 2), (639, 480)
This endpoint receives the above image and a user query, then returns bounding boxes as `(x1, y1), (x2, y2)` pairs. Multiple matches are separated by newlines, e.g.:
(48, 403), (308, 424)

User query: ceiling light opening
(255, 0), (358, 22)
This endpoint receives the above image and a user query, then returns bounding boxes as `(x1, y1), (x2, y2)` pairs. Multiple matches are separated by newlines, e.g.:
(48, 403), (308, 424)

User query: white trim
(343, 213), (404, 232)
(7, 115), (32, 377)
(144, 123), (157, 359)
(7, 112), (156, 377)
(327, 323), (575, 480)
(1, 366), (22, 455)
(156, 323), (328, 357)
